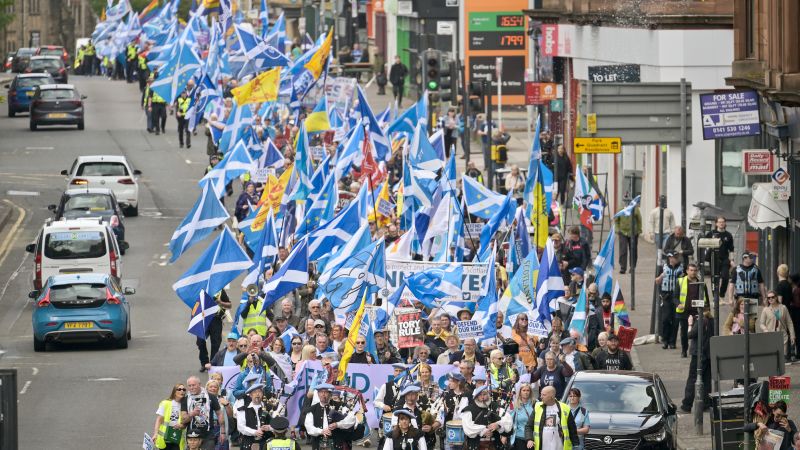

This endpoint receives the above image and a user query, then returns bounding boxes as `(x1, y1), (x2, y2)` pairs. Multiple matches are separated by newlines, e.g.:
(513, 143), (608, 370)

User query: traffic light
(421, 49), (442, 92)
(468, 80), (484, 112)
(439, 59), (458, 105)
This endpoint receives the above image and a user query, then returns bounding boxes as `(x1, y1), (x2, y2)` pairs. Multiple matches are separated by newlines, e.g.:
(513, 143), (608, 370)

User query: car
(12, 47), (36, 73)
(30, 273), (134, 351)
(4, 51), (16, 71)
(562, 371), (679, 449)
(5, 73), (55, 117)
(25, 217), (127, 291)
(29, 84), (86, 130)
(60, 155), (141, 216)
(25, 55), (67, 83)
(35, 45), (69, 65)
(49, 188), (127, 247)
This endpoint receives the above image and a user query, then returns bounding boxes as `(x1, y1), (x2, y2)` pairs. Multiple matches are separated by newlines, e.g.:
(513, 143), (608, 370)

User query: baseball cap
(569, 267), (584, 276)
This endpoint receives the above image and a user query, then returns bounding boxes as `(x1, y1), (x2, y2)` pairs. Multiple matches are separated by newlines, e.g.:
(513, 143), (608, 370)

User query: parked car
(562, 371), (679, 449)
(11, 47), (36, 72)
(26, 55), (67, 83)
(25, 217), (127, 291)
(30, 273), (133, 351)
(4, 51), (16, 71)
(29, 84), (85, 130)
(61, 155), (141, 216)
(36, 45), (69, 65)
(5, 73), (54, 117)
(49, 187), (127, 247)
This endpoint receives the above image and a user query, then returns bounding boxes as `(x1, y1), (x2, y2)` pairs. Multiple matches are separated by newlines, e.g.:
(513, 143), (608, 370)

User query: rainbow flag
(138, 0), (159, 23)
(612, 281), (631, 332)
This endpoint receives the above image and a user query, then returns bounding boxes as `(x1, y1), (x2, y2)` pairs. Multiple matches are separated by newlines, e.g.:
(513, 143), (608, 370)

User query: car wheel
(8, 107), (14, 118)
(115, 330), (129, 349)
(29, 121), (37, 131)
(127, 321), (132, 340)
(33, 336), (46, 352)
(77, 120), (84, 130)
(126, 204), (138, 217)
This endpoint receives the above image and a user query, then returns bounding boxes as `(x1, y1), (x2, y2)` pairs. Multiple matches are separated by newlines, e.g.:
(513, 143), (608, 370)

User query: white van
(26, 217), (128, 291)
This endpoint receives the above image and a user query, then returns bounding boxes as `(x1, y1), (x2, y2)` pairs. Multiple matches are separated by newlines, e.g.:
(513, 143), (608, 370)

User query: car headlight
(643, 427), (667, 442)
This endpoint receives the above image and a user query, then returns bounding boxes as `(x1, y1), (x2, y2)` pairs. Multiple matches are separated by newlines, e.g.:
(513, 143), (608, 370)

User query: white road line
(19, 380), (31, 394)
(89, 377), (122, 382)
(6, 190), (40, 196)
(185, 159), (192, 164)
(32, 367), (39, 376)
(24, 146), (54, 150)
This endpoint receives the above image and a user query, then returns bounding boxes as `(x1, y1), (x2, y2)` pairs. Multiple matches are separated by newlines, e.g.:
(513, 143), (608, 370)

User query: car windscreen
(39, 49), (63, 57)
(44, 231), (107, 259)
(17, 49), (35, 56)
(572, 380), (660, 414)
(40, 89), (78, 101)
(49, 283), (107, 301)
(76, 162), (129, 177)
(17, 77), (51, 88)
(64, 194), (113, 212)
(30, 59), (61, 70)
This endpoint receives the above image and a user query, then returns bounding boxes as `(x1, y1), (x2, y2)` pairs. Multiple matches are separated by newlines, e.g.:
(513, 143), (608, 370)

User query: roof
(16, 73), (53, 79)
(44, 217), (111, 231)
(63, 187), (117, 196)
(30, 55), (60, 61)
(75, 155), (129, 163)
(46, 273), (110, 286)
(39, 84), (76, 90)
(571, 370), (656, 383)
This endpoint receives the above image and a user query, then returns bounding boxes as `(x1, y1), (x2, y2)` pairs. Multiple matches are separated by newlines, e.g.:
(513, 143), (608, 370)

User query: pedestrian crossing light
(422, 49), (442, 92)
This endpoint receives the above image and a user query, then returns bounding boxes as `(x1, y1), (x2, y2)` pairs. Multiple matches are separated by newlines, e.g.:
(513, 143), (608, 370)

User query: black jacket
(663, 234), (694, 268)
(389, 63), (408, 86)
(688, 314), (714, 360)
(563, 237), (591, 270)
(449, 350), (485, 366)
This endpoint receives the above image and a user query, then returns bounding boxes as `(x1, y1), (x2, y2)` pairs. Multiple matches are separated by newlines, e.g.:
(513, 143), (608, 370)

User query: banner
(209, 362), (484, 430)
(456, 320), (483, 338)
(384, 260), (488, 302)
(324, 77), (357, 113)
(396, 307), (423, 348)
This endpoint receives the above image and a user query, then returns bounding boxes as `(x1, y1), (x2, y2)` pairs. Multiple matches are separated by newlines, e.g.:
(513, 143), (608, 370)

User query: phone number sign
(700, 90), (761, 140)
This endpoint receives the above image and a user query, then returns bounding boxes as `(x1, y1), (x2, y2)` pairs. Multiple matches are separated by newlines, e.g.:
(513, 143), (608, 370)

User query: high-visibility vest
(138, 54), (148, 70)
(489, 363), (514, 386)
(532, 401), (573, 450)
(74, 49), (83, 68)
(155, 399), (185, 449)
(84, 44), (95, 56)
(177, 97), (190, 115)
(267, 437), (297, 450)
(151, 92), (167, 104)
(676, 276), (693, 314)
(242, 299), (267, 336)
(127, 45), (137, 60)
(734, 265), (761, 296)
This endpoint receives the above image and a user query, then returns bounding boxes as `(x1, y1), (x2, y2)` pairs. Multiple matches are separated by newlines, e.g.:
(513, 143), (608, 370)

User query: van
(25, 217), (128, 291)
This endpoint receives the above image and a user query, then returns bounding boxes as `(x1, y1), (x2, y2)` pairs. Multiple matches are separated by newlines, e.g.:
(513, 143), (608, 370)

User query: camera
(502, 339), (519, 356)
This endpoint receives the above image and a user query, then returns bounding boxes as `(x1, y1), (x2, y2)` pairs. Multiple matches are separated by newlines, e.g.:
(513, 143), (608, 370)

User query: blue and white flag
(169, 182), (230, 262)
(259, 138), (285, 169)
(593, 226), (616, 296)
(150, 40), (201, 104)
(532, 237), (565, 335)
(279, 326), (300, 354)
(471, 248), (498, 343)
(296, 172), (337, 237)
(404, 263), (463, 309)
(241, 209), (279, 288)
(317, 222), (371, 279)
(387, 94), (427, 136)
(200, 139), (255, 198)
(613, 195), (641, 218)
(498, 248), (539, 338)
(409, 124), (443, 172)
(568, 285), (588, 340)
(173, 226), (253, 307)
(462, 175), (505, 219)
(333, 122), (365, 181)
(317, 238), (386, 313)
(356, 86), (391, 162)
(477, 192), (516, 262)
(218, 102), (253, 153)
(507, 207), (532, 278)
(307, 183), (368, 260)
(260, 238), (309, 312)
(188, 289), (220, 339)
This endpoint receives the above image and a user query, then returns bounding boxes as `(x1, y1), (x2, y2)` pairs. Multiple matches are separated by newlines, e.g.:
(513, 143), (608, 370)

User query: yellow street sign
(587, 113), (597, 133)
(574, 137), (621, 154)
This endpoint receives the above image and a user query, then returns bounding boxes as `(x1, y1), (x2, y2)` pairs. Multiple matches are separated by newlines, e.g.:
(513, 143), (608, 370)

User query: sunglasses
(176, 388), (186, 391)
(356, 341), (366, 345)
(767, 296), (776, 300)
(315, 325), (325, 328)
(292, 342), (303, 345)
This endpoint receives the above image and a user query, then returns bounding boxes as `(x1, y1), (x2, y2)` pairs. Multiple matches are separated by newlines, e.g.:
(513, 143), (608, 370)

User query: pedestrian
(175, 90), (192, 148)
(126, 42), (137, 83)
(304, 383), (356, 450)
(529, 351), (574, 400)
(510, 313), (539, 371)
(207, 332), (243, 369)
(775, 264), (793, 304)
(206, 379), (231, 450)
(705, 216), (735, 298)
(663, 226), (694, 267)
(655, 252), (683, 349)
(236, 382), (270, 450)
(465, 161), (484, 184)
(726, 251), (767, 306)
(552, 145), (573, 205)
(149, 90), (168, 135)
(723, 297), (756, 335)
(790, 273), (800, 359)
(375, 329), (402, 364)
(197, 290), (230, 373)
(559, 338), (594, 372)
(523, 386), (579, 450)
(462, 385), (513, 450)
(389, 56), (408, 107)
(679, 305), (714, 413)
(83, 40), (96, 76)
(590, 332), (608, 360)
(235, 182), (259, 223)
(562, 226), (591, 271)
(594, 334), (633, 370)
(444, 108), (458, 156)
(614, 198), (641, 274)
(374, 54), (387, 95)
(154, 383), (187, 450)
(759, 290), (796, 357)
(675, 263), (707, 357)
(566, 388), (591, 450)
(491, 126), (511, 170)
(646, 197), (676, 245)
(511, 383), (534, 450)
(449, 337), (486, 366)
(181, 376), (226, 450)
(504, 164), (526, 195)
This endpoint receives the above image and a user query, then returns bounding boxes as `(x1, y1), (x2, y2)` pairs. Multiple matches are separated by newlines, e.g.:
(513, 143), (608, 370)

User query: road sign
(742, 150), (774, 174)
(700, 90), (761, 140)
(586, 113), (597, 133)
(574, 137), (621, 154)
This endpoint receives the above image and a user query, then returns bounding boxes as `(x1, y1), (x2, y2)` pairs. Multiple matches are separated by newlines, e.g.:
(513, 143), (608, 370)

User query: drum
(381, 413), (393, 436)
(446, 420), (464, 445)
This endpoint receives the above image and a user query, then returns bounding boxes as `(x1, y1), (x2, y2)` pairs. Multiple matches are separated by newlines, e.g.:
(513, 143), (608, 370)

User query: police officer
(137, 50), (150, 92)
(726, 251), (766, 305)
(705, 216), (735, 298)
(675, 263), (709, 358)
(126, 42), (138, 83)
(655, 252), (683, 350)
(186, 428), (204, 450)
(83, 40), (96, 76)
(149, 90), (168, 135)
(176, 90), (192, 148)
(266, 416), (297, 450)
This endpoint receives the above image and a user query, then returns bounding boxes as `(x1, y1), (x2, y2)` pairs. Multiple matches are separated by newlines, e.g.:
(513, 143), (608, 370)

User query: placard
(338, 191), (356, 209)
(384, 260), (488, 302)
(251, 167), (274, 183)
(769, 376), (791, 403)
(616, 326), (638, 352)
(396, 308), (423, 348)
(143, 433), (154, 450)
(324, 77), (357, 113)
(310, 145), (326, 161)
(456, 320), (483, 338)
(465, 222), (485, 236)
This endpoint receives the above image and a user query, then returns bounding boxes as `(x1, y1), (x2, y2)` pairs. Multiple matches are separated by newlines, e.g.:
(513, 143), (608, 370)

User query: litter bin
(711, 382), (769, 450)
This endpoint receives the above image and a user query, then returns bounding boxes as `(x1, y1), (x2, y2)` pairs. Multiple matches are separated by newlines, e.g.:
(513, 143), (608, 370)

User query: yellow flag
(369, 181), (391, 227)
(251, 166), (293, 231)
(232, 67), (281, 106)
(337, 291), (368, 381)
(305, 30), (333, 80)
(532, 179), (549, 249)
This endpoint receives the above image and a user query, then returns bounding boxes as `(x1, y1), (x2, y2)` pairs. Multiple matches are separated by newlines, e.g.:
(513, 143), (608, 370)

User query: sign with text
(616, 326), (638, 352)
(471, 56), (525, 96)
(771, 167), (791, 201)
(769, 376), (791, 403)
(586, 113), (597, 133)
(456, 320), (483, 338)
(525, 82), (558, 105)
(383, 260), (488, 302)
(574, 137), (621, 154)
(588, 64), (641, 83)
(700, 90), (761, 140)
(742, 150), (775, 174)
(396, 308), (423, 348)
(324, 77), (357, 113)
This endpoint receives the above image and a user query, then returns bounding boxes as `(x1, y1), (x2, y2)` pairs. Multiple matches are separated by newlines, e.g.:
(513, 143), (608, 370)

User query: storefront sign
(525, 82), (558, 105)
(588, 64), (641, 83)
(742, 150), (774, 174)
(771, 167), (791, 201)
(700, 90), (761, 140)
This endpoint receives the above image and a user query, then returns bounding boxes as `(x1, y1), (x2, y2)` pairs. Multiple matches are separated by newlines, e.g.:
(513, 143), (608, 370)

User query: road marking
(0, 199), (27, 269)
(89, 377), (122, 382)
(32, 367), (39, 376)
(6, 190), (40, 196)
(185, 159), (192, 165)
(24, 146), (54, 150)
(19, 380), (31, 394)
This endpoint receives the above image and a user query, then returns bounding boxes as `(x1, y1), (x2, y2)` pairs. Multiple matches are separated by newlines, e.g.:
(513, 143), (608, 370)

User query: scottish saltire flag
(363, 314), (380, 363)
(333, 122), (365, 180)
(593, 228), (615, 296)
(260, 238), (309, 312)
(317, 222), (371, 280)
(507, 207), (532, 278)
(477, 192), (516, 261)
(265, 12), (286, 52)
(531, 238), (564, 336)
(471, 248), (498, 343)
(173, 226), (253, 307)
(573, 165), (604, 230)
(259, 0), (269, 38)
(291, 124), (314, 201)
(200, 140), (255, 197)
(421, 190), (452, 260)
(387, 94), (428, 136)
(150, 40), (201, 104)
(612, 281), (632, 329)
(259, 138), (285, 169)
(409, 124), (443, 172)
(462, 175), (505, 219)
(169, 183), (230, 262)
(429, 129), (446, 161)
(279, 326), (300, 354)
(498, 249), (539, 338)
(317, 238), (386, 313)
(309, 153), (332, 194)
(356, 86), (391, 161)
(241, 209), (278, 288)
(218, 102), (253, 153)
(188, 290), (220, 339)
(231, 24), (291, 78)
(296, 172), (337, 237)
(568, 285), (588, 340)
(404, 263), (463, 308)
(614, 195), (641, 218)
(307, 183), (368, 260)
(376, 105), (392, 127)
(105, 0), (131, 22)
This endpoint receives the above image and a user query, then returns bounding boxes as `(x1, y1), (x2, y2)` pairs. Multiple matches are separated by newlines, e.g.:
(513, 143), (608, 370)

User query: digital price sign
(469, 12), (526, 51)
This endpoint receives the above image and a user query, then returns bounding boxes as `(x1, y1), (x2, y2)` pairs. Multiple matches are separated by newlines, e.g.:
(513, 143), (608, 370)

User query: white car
(61, 155), (141, 216)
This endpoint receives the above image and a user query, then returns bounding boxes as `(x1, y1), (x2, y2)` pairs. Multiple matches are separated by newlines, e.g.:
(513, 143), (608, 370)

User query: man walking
(663, 226), (694, 268)
(524, 386), (579, 450)
(706, 216), (735, 297)
(389, 55), (408, 107)
(614, 196), (642, 274)
(175, 90), (192, 148)
(675, 263), (708, 358)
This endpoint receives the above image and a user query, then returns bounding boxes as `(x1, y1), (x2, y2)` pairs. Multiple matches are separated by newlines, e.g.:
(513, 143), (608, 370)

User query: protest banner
(384, 260), (488, 302)
(396, 307), (423, 348)
(456, 320), (483, 338)
(616, 326), (638, 352)
(769, 376), (791, 403)
(324, 77), (357, 112)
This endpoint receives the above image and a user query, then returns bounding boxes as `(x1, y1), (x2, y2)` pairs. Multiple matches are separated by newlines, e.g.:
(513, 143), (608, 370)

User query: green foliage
(0, 0), (15, 32)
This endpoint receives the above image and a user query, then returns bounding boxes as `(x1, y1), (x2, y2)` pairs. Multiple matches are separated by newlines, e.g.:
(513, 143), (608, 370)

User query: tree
(0, 0), (15, 33)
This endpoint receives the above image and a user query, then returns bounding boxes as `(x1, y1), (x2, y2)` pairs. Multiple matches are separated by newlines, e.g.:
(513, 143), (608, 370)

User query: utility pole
(483, 78), (494, 190)
(691, 282), (705, 435)
(742, 297), (756, 449)
(462, 62), (471, 165)
(630, 173), (638, 310)
(650, 194), (666, 339)
(680, 78), (688, 230)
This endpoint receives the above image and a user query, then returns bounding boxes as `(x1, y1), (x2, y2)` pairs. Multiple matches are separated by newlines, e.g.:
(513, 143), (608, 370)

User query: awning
(747, 183), (790, 229)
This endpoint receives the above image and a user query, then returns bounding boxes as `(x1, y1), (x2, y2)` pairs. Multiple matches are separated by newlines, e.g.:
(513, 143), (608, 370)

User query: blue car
(31, 274), (134, 351)
(5, 72), (54, 117)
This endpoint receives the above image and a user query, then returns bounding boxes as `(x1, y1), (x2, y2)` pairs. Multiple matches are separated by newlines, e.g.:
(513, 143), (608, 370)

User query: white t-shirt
(156, 400), (182, 427)
(541, 404), (563, 450)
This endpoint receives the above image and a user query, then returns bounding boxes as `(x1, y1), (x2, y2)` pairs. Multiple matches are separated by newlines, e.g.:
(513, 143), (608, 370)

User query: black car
(562, 371), (679, 449)
(26, 56), (67, 83)
(49, 188), (126, 250)
(12, 47), (36, 73)
(29, 84), (86, 130)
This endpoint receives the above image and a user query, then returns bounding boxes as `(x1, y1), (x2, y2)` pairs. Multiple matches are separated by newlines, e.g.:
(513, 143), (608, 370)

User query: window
(719, 135), (760, 195)
(76, 162), (129, 177)
(29, 0), (40, 15)
(574, 381), (660, 414)
(64, 194), (113, 213)
(44, 231), (107, 259)
(29, 31), (40, 48)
